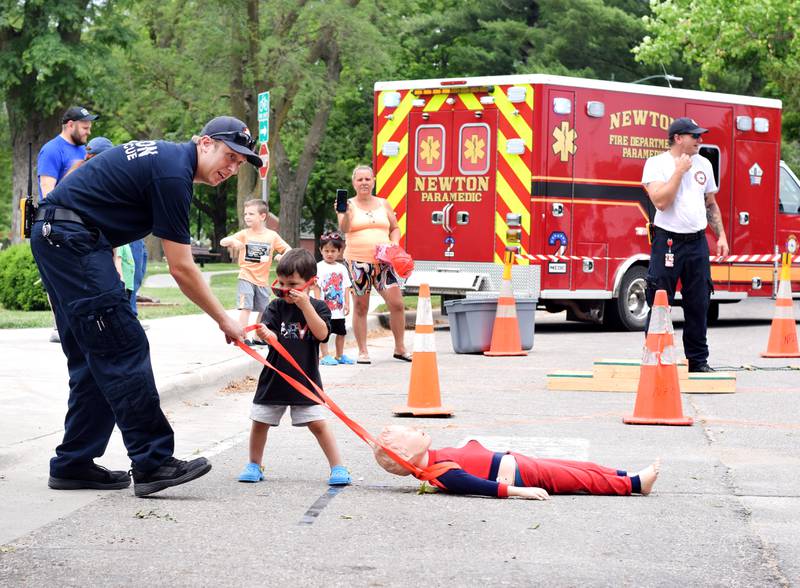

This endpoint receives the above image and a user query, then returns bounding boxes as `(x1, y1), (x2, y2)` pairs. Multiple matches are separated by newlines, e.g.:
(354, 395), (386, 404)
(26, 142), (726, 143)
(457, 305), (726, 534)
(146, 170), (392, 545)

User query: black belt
(653, 226), (704, 242)
(35, 207), (85, 225)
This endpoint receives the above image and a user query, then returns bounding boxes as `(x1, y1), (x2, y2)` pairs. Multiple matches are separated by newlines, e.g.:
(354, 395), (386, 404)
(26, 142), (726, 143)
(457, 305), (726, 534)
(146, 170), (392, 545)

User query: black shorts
(329, 318), (346, 336)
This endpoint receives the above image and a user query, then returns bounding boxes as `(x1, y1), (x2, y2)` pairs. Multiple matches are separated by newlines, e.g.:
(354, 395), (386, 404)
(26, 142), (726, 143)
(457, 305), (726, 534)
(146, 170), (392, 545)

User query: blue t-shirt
(44, 140), (197, 248)
(37, 135), (86, 201)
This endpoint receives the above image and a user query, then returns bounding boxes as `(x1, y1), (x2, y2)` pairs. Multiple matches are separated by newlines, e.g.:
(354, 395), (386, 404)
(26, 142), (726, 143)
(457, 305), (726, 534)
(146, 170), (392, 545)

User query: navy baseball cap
(668, 117), (708, 138)
(86, 137), (114, 156)
(62, 106), (99, 124)
(200, 116), (261, 167)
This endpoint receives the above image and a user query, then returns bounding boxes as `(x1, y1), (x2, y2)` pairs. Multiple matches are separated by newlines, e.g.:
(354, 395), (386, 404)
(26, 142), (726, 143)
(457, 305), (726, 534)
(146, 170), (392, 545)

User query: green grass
(0, 268), (259, 329)
(135, 272), (241, 320)
(374, 295), (441, 313)
(146, 261), (239, 275)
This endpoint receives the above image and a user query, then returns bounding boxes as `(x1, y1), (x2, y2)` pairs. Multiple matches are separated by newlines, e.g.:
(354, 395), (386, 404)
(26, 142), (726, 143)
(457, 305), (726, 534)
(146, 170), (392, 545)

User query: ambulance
(372, 74), (800, 330)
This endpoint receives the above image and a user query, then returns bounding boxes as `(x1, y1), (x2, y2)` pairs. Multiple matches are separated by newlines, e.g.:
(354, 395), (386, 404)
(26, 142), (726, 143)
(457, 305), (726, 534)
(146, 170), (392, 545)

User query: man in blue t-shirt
(37, 106), (99, 344)
(37, 106), (98, 201)
(31, 116), (262, 498)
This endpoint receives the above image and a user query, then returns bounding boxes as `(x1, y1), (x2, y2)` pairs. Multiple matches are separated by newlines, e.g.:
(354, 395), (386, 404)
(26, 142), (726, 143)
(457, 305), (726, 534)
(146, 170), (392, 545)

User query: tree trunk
(273, 30), (343, 247)
(311, 203), (327, 260)
(6, 88), (60, 244)
(230, 0), (261, 228)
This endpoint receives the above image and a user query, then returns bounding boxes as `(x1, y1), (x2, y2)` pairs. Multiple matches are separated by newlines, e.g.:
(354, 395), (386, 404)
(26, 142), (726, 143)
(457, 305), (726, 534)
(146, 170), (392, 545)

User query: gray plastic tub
(443, 297), (537, 354)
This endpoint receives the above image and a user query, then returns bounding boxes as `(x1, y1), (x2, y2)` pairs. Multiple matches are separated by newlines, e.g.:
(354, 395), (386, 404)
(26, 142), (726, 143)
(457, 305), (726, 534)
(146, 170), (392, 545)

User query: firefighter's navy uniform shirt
(45, 140), (197, 247)
(254, 298), (332, 406)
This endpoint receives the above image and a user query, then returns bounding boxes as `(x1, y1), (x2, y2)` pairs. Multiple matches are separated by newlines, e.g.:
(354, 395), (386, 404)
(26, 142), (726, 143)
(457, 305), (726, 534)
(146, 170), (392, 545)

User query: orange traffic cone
(623, 290), (693, 426)
(761, 253), (800, 358)
(393, 283), (452, 417)
(484, 261), (527, 356)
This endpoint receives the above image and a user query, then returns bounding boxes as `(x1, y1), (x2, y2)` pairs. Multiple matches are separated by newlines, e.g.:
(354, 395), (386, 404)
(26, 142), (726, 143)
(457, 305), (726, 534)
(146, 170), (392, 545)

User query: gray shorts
(250, 403), (327, 426)
(237, 279), (270, 313)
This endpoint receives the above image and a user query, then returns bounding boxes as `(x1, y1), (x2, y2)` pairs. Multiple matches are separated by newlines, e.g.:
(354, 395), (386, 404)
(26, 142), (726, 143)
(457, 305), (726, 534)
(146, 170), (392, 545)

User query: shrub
(0, 243), (49, 311)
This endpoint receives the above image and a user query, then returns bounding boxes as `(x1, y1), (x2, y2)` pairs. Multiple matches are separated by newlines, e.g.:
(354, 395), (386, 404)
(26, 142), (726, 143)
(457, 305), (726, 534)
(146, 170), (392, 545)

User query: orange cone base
(392, 405), (453, 417)
(484, 350), (527, 356)
(622, 415), (693, 426)
(760, 351), (800, 358)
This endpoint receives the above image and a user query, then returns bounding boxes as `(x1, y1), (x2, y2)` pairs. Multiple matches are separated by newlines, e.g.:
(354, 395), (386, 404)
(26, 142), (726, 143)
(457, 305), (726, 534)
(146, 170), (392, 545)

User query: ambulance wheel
(605, 265), (648, 331)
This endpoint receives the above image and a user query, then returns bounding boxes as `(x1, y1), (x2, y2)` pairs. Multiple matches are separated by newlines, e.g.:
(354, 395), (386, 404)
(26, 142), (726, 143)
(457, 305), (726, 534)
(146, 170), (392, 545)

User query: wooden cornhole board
(547, 358), (736, 394)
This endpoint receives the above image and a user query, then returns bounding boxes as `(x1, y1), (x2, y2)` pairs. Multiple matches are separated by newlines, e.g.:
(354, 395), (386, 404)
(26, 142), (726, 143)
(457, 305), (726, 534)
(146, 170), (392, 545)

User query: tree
(396, 0), (655, 82)
(0, 0), (133, 243)
(635, 0), (800, 162)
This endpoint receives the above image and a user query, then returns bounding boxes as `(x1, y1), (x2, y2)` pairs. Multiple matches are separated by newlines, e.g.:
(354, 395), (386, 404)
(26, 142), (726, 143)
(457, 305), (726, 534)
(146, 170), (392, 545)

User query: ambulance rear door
(406, 106), (498, 262)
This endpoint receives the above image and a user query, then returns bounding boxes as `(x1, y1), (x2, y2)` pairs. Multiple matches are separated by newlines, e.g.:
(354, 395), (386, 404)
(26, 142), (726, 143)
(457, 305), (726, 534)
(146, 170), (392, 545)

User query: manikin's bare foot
(637, 458), (661, 496)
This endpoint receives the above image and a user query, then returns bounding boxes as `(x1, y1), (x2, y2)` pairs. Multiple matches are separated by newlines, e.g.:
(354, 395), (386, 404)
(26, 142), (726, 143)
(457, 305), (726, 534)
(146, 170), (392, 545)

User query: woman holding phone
(336, 164), (409, 364)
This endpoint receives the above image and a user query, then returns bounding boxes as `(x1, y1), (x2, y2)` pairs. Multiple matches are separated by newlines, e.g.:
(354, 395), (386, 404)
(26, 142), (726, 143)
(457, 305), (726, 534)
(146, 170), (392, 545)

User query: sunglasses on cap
(209, 130), (256, 151)
(271, 277), (316, 299)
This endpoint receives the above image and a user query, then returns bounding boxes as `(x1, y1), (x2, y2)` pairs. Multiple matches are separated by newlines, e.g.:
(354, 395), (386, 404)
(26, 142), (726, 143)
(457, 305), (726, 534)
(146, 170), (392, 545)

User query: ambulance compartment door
(732, 139), (778, 257)
(543, 89), (575, 290)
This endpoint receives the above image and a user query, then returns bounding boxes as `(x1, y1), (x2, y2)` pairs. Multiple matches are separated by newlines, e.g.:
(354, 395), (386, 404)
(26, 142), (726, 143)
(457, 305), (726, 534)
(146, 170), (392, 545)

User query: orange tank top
(344, 199), (391, 263)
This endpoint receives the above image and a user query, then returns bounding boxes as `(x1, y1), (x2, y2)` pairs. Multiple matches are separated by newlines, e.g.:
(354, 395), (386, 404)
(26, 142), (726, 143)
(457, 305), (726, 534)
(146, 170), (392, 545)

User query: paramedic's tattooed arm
(704, 192), (725, 237)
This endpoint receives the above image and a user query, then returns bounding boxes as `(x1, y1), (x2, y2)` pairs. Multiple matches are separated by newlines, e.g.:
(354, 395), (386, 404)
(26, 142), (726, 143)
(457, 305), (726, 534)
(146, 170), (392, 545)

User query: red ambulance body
(373, 74), (800, 329)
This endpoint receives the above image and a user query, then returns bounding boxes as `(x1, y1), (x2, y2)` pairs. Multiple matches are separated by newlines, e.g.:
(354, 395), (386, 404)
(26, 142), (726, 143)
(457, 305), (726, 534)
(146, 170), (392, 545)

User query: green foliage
(396, 0), (652, 82)
(0, 243), (49, 311)
(635, 0), (800, 103)
(0, 0), (135, 114)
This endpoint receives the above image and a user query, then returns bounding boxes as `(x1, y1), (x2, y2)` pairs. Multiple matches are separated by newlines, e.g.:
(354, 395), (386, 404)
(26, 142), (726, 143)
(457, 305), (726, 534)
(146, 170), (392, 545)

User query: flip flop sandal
(393, 352), (412, 362)
(357, 354), (371, 364)
(328, 465), (351, 486)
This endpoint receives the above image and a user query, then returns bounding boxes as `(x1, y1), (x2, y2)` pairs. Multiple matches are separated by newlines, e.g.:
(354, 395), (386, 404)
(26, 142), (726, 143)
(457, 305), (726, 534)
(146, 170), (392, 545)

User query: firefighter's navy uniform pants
(32, 217), (173, 477)
(644, 226), (712, 368)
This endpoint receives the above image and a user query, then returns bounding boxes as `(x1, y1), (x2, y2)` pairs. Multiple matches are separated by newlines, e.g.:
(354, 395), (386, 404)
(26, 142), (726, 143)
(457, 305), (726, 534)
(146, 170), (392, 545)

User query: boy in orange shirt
(221, 199), (290, 344)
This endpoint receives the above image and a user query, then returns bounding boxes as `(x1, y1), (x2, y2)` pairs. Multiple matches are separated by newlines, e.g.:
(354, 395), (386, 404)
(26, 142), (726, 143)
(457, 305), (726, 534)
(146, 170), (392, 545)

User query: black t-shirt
(254, 297), (332, 406)
(44, 140), (197, 247)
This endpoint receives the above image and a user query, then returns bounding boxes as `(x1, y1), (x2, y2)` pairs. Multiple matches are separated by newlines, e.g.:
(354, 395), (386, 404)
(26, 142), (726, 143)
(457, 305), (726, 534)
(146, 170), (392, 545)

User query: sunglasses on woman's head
(209, 130), (256, 151)
(320, 232), (342, 242)
(270, 277), (316, 299)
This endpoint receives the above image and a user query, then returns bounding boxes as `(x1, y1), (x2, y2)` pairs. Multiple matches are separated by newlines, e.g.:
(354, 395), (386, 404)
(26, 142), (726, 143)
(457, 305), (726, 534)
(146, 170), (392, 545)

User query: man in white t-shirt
(641, 117), (729, 373)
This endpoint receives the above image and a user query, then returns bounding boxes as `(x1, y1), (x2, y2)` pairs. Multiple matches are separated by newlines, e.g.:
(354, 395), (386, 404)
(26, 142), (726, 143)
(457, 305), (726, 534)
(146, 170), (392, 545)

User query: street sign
(258, 119), (269, 143)
(257, 91), (270, 122)
(258, 143), (269, 180)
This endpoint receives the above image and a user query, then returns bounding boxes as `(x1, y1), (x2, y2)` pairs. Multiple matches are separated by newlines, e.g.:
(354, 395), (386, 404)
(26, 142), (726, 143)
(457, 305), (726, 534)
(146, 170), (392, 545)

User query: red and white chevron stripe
(515, 253), (798, 264)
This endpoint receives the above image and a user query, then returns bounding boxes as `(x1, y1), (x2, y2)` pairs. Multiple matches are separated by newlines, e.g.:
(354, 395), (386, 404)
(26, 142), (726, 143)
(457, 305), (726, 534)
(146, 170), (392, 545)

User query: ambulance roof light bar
(413, 84), (494, 97)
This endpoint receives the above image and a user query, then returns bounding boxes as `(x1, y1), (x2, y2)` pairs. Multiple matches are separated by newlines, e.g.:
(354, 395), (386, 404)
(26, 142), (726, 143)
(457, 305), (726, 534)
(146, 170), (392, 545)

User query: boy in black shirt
(239, 249), (351, 486)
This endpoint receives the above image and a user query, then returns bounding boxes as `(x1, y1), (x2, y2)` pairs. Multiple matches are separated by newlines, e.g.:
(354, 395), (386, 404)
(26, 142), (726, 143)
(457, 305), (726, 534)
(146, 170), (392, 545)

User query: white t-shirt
(641, 151), (718, 233)
(316, 261), (352, 319)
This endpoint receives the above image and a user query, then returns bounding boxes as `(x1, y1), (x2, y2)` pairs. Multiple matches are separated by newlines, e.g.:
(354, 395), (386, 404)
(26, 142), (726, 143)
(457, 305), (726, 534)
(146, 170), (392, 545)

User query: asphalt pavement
(1, 295), (799, 587)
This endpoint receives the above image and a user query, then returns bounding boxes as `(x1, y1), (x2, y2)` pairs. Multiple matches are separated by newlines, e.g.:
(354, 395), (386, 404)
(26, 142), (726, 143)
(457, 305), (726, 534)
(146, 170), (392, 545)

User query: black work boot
(131, 457), (212, 497)
(48, 464), (131, 490)
(688, 362), (715, 373)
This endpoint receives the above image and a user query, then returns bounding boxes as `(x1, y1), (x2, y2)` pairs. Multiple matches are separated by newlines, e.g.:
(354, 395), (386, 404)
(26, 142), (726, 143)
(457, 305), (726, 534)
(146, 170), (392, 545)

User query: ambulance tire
(604, 265), (648, 331)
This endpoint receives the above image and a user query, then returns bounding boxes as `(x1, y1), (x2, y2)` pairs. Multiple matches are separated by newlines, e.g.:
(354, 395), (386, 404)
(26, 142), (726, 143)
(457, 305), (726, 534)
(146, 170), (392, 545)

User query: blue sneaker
(328, 465), (351, 486)
(238, 462), (264, 483)
(336, 354), (355, 365)
(320, 355), (338, 366)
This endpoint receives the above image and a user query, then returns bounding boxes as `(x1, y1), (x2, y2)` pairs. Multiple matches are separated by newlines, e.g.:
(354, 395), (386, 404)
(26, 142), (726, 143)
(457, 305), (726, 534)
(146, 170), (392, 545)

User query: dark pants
(644, 229), (712, 366)
(31, 220), (173, 476)
(129, 238), (148, 316)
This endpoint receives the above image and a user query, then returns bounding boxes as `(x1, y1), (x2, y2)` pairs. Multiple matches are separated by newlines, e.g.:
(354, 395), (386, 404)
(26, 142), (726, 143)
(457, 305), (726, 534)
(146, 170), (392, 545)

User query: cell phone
(336, 189), (348, 213)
